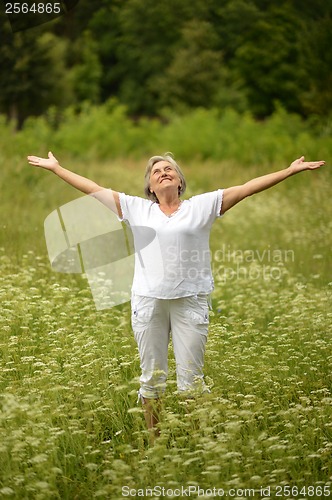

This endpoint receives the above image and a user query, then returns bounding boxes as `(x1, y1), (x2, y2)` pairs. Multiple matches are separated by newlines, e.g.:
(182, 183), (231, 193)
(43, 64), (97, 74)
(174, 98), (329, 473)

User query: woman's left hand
(289, 156), (325, 173)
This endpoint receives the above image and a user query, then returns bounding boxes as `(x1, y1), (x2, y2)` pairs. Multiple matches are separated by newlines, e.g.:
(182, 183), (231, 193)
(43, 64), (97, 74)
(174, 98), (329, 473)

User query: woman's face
(149, 161), (181, 198)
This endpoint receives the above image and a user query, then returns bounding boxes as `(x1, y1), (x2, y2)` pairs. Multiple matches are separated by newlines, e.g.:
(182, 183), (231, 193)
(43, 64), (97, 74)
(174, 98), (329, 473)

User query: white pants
(131, 293), (210, 399)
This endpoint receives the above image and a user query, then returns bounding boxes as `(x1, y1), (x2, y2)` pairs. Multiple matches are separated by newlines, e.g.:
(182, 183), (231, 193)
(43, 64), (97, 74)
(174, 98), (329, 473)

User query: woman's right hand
(27, 151), (59, 171)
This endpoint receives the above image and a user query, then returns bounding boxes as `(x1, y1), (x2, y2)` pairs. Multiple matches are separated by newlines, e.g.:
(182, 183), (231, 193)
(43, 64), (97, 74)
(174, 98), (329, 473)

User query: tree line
(0, 0), (331, 128)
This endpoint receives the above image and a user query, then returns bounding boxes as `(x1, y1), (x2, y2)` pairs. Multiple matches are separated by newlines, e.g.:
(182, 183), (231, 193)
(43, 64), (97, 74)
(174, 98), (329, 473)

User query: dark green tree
(0, 14), (68, 127)
(299, 15), (332, 116)
(155, 19), (223, 111)
(229, 4), (306, 116)
(67, 30), (102, 104)
(0, 0), (331, 123)
(87, 0), (218, 114)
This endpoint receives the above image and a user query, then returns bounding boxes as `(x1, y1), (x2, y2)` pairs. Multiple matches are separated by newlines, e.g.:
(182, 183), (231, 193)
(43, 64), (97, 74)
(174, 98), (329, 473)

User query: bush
(1, 103), (331, 165)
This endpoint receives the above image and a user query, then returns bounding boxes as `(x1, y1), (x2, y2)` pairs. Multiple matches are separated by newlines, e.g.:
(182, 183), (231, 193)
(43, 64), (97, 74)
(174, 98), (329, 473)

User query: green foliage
(1, 104), (330, 166)
(155, 19), (224, 110)
(0, 14), (68, 128)
(233, 5), (306, 116)
(300, 16), (332, 116)
(111, 0), (192, 115)
(85, 0), (332, 118)
(1, 0), (331, 122)
(67, 31), (102, 104)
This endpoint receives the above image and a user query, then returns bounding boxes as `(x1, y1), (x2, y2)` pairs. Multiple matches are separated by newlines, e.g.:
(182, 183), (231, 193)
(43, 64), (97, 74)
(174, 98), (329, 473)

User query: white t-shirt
(119, 190), (223, 299)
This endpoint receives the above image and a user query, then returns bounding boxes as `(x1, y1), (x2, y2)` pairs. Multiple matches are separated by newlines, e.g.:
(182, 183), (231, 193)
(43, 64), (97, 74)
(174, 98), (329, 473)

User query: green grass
(0, 153), (331, 498)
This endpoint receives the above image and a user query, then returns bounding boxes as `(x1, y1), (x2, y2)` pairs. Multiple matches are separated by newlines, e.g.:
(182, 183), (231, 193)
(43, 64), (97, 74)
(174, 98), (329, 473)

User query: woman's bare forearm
(221, 156), (325, 213)
(242, 155), (325, 197)
(52, 164), (102, 194)
(27, 152), (103, 194)
(27, 152), (122, 214)
(242, 167), (292, 197)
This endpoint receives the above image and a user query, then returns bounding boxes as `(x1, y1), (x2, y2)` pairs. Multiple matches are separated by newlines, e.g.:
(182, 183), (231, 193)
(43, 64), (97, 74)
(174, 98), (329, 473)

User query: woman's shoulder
(188, 189), (223, 203)
(120, 192), (153, 206)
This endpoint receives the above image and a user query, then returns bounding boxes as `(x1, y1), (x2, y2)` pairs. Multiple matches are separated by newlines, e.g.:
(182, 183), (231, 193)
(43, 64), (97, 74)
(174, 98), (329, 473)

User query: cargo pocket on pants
(131, 295), (155, 334)
(184, 295), (209, 335)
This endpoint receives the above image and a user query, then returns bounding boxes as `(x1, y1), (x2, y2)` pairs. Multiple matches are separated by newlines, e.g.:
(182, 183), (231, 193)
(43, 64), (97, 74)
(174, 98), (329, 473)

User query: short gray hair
(144, 153), (187, 202)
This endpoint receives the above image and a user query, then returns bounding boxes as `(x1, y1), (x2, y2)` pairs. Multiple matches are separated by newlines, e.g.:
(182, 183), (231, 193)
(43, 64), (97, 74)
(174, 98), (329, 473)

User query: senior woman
(27, 151), (325, 437)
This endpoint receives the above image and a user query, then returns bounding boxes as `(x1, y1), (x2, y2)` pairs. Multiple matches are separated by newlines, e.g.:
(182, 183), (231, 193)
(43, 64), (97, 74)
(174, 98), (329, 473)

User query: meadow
(0, 110), (331, 499)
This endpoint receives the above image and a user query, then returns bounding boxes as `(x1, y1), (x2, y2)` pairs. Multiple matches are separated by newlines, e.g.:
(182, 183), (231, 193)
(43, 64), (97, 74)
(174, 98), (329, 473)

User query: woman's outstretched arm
(28, 151), (103, 194)
(27, 152), (121, 215)
(221, 156), (325, 214)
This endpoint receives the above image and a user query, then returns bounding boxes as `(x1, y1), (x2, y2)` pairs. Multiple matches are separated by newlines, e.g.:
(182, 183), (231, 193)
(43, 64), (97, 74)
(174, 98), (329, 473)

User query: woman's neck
(157, 193), (180, 208)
